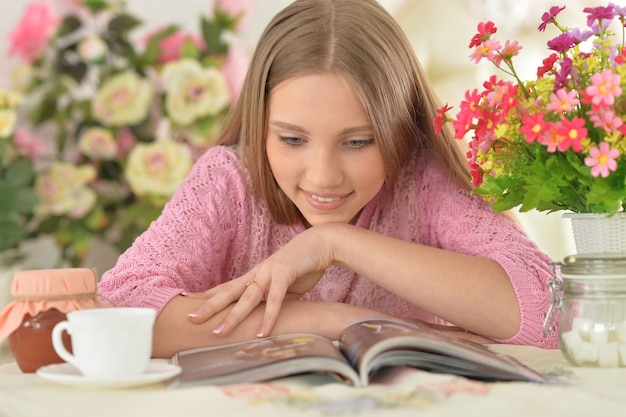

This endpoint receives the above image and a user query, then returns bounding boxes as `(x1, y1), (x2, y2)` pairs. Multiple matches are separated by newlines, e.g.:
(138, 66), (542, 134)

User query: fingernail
(256, 326), (266, 338)
(187, 312), (199, 318)
(213, 323), (225, 335)
(180, 291), (188, 296)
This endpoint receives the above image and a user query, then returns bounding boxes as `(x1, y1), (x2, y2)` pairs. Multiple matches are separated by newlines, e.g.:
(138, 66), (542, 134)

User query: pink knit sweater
(98, 145), (558, 348)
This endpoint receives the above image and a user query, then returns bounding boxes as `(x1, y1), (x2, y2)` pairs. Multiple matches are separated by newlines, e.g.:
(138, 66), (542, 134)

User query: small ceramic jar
(0, 268), (104, 373)
(544, 253), (626, 367)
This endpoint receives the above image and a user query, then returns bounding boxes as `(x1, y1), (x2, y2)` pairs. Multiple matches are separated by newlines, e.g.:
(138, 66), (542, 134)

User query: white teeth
(311, 194), (340, 203)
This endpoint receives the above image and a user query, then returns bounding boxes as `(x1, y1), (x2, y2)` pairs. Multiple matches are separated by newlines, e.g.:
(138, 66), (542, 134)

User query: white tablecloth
(0, 344), (625, 417)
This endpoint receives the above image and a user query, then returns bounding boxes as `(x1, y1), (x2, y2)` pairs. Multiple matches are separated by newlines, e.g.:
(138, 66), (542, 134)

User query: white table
(0, 345), (625, 417)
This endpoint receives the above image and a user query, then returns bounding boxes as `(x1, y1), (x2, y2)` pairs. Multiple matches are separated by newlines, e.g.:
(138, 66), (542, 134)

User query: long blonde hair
(215, 0), (471, 223)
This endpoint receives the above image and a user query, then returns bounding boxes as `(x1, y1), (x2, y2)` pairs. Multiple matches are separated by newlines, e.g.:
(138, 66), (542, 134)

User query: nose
(305, 146), (343, 189)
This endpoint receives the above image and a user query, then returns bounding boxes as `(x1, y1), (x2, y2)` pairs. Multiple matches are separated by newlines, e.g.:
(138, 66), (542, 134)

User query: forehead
(268, 73), (368, 122)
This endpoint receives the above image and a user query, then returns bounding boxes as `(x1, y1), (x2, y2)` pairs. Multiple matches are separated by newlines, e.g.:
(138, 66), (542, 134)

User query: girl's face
(266, 73), (386, 226)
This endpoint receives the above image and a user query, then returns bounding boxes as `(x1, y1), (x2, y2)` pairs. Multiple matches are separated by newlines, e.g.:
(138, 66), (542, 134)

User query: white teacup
(52, 307), (156, 378)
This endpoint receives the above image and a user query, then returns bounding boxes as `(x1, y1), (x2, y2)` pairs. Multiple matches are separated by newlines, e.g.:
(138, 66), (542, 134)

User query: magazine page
(338, 317), (546, 385)
(171, 333), (360, 387)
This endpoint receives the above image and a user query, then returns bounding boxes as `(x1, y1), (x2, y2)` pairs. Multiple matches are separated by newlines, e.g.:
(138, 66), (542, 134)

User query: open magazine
(170, 317), (546, 387)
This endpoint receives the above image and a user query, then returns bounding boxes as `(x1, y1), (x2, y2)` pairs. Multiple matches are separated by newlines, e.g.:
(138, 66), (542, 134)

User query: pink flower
(585, 69), (622, 106)
(12, 128), (45, 161)
(588, 108), (623, 132)
(520, 112), (548, 143)
(585, 142), (620, 178)
(8, 1), (61, 63)
(547, 88), (579, 112)
(469, 38), (501, 64)
(222, 44), (250, 105)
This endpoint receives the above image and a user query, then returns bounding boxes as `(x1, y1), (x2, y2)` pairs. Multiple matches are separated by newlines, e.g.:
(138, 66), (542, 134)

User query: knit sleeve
(418, 160), (559, 349)
(97, 146), (249, 312)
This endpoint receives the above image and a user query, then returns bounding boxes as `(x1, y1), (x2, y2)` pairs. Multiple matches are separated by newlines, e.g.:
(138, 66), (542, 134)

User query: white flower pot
(562, 213), (626, 254)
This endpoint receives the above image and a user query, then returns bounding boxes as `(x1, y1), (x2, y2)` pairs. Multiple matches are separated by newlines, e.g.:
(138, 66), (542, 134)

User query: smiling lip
(303, 191), (349, 210)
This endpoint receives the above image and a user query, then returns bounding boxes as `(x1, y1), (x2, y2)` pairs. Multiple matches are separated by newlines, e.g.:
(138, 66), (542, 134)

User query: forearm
(152, 295), (387, 358)
(323, 224), (521, 339)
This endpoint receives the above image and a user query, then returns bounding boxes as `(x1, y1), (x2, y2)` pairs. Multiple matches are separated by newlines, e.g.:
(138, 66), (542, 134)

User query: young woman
(98, 0), (558, 357)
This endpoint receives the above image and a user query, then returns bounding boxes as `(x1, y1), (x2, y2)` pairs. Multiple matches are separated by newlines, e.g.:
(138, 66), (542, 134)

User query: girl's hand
(184, 226), (335, 337)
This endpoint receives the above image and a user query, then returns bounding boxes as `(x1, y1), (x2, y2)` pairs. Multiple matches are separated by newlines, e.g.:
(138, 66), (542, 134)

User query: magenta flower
(585, 142), (620, 177)
(547, 32), (577, 52)
(539, 6), (565, 31)
(583, 6), (615, 27)
(8, 2), (61, 63)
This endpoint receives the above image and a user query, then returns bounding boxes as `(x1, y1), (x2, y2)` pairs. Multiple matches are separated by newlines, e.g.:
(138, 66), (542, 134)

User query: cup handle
(52, 321), (77, 368)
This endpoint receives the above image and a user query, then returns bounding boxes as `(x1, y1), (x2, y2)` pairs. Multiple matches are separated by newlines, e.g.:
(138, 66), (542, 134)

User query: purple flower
(547, 32), (577, 52)
(554, 57), (573, 90)
(610, 2), (626, 18)
(568, 27), (594, 43)
(539, 5), (565, 31)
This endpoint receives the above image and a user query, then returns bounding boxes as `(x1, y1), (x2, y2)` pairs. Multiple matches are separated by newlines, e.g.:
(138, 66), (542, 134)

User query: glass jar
(543, 253), (626, 368)
(0, 268), (104, 373)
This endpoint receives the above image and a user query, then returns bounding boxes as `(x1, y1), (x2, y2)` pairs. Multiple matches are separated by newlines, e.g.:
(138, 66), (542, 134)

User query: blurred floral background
(1, 0), (251, 268)
(3, 0), (613, 274)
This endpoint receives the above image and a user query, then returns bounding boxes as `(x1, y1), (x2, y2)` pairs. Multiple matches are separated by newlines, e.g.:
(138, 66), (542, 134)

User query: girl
(98, 0), (558, 357)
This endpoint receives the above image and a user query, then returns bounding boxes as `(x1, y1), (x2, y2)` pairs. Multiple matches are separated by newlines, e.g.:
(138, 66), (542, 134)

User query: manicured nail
(187, 312), (199, 318)
(180, 291), (188, 296)
(256, 325), (267, 338)
(213, 323), (225, 335)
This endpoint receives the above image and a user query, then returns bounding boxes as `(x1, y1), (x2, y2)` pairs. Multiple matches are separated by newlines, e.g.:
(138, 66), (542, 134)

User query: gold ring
(246, 280), (266, 296)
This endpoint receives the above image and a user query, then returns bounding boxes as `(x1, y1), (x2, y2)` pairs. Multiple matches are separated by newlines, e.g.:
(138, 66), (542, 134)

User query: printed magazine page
(339, 317), (546, 385)
(170, 317), (546, 387)
(171, 333), (360, 387)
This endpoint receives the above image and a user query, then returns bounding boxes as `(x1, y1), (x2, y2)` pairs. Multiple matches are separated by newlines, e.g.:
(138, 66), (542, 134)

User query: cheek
(354, 154), (386, 189)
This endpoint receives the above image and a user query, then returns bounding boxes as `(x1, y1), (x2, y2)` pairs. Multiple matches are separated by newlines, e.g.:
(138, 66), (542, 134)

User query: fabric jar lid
(0, 268), (104, 341)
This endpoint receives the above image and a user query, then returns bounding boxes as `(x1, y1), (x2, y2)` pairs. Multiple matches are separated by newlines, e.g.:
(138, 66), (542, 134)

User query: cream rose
(92, 70), (154, 126)
(161, 59), (230, 126)
(78, 127), (117, 160)
(125, 139), (192, 198)
(0, 109), (18, 137)
(34, 162), (97, 218)
(77, 34), (107, 63)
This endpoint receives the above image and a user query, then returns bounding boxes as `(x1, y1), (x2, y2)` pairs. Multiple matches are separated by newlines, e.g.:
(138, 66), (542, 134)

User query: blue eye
(347, 139), (374, 149)
(279, 136), (303, 146)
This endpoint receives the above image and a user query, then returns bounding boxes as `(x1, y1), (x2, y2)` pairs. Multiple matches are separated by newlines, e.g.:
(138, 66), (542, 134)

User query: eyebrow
(269, 121), (372, 135)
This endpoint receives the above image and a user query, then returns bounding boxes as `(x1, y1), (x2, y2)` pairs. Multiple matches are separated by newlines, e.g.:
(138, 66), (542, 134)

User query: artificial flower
(3, 0), (249, 266)
(436, 3), (626, 215)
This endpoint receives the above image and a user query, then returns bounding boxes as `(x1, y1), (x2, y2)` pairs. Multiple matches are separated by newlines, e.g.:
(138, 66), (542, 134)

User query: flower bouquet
(4, 0), (249, 267)
(436, 3), (626, 216)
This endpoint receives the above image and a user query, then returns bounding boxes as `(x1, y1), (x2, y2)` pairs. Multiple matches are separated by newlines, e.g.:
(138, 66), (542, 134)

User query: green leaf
(57, 15), (82, 37)
(108, 13), (143, 36)
(3, 159), (35, 187)
(15, 188), (38, 214)
(0, 185), (17, 213)
(201, 16), (228, 55)
(0, 214), (25, 251)
(140, 25), (178, 66)
(180, 39), (201, 60)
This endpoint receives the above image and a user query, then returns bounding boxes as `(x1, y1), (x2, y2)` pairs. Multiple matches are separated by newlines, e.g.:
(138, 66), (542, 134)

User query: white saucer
(36, 361), (182, 389)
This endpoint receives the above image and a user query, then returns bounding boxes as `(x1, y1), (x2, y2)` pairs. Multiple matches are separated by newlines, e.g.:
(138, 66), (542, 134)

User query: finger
(212, 281), (267, 336)
(256, 284), (288, 337)
(181, 281), (234, 300)
(187, 285), (243, 323)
